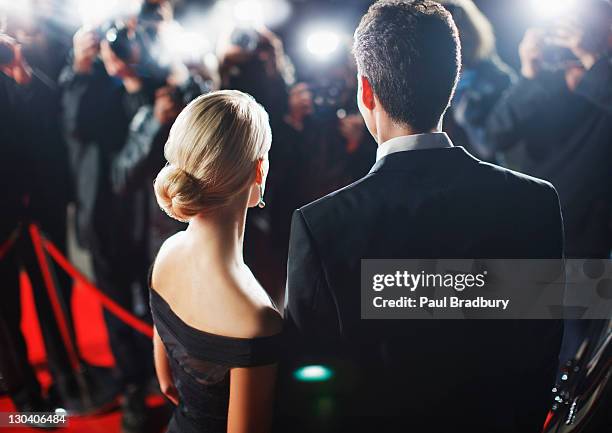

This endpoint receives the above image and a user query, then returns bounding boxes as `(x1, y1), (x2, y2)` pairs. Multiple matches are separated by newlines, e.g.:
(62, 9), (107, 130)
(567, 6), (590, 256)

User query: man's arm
(575, 55), (612, 114)
(111, 106), (166, 195)
(60, 61), (112, 147)
(484, 73), (565, 152)
(453, 58), (517, 159)
(485, 29), (567, 152)
(545, 16), (612, 114)
(284, 210), (340, 341)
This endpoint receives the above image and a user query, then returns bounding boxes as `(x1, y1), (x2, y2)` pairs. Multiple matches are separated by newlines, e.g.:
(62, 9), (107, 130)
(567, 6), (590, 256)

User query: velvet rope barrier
(29, 224), (82, 370)
(0, 226), (20, 261)
(31, 224), (154, 339)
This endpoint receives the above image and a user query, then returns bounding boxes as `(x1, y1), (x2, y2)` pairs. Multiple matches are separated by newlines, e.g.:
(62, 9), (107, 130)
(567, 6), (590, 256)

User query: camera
(540, 25), (578, 70)
(230, 27), (260, 53)
(309, 78), (345, 110)
(98, 21), (141, 63)
(307, 72), (356, 118)
(139, 1), (165, 40)
(94, 19), (168, 85)
(96, 0), (166, 64)
(538, 0), (611, 70)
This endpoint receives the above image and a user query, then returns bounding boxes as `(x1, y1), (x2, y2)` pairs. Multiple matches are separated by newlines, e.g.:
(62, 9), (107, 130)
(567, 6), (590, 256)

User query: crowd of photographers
(1, 1), (377, 430)
(1, 0), (611, 432)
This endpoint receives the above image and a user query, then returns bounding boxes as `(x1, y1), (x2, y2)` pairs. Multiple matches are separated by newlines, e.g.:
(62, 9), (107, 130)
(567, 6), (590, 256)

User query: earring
(257, 185), (266, 208)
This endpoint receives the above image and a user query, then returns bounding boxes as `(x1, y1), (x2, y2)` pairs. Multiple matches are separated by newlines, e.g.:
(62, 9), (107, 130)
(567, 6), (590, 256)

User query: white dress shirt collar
(376, 132), (453, 161)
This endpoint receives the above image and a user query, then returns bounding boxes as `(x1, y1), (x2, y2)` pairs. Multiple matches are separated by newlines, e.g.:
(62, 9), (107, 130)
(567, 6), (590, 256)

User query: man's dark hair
(353, 0), (461, 132)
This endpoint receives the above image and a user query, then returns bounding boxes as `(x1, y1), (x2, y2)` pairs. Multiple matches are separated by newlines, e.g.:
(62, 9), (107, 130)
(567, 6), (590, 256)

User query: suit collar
(369, 145), (477, 175)
(376, 132), (453, 161)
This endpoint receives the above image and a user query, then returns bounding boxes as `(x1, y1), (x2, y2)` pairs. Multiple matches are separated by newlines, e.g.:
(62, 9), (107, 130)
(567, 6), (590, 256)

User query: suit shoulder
(478, 161), (562, 228)
(477, 160), (558, 197)
(299, 173), (378, 223)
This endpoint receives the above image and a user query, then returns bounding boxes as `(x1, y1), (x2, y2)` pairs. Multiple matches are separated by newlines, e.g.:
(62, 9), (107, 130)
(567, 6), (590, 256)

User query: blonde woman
(149, 90), (282, 433)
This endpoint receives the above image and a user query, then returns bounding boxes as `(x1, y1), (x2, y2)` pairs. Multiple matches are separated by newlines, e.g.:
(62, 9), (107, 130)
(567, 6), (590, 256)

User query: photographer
(308, 55), (374, 199)
(1, 30), (86, 418)
(440, 0), (516, 161)
(485, 0), (612, 372)
(112, 77), (211, 263)
(219, 27), (291, 122)
(485, 0), (612, 260)
(0, 33), (44, 415)
(283, 43), (375, 203)
(218, 27), (300, 300)
(60, 18), (167, 433)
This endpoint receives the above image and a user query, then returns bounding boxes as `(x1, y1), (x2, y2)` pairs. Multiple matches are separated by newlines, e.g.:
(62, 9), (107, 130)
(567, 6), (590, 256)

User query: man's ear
(359, 75), (376, 110)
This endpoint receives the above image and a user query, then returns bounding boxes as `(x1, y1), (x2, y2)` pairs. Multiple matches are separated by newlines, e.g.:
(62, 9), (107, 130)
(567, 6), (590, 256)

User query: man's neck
(375, 113), (440, 145)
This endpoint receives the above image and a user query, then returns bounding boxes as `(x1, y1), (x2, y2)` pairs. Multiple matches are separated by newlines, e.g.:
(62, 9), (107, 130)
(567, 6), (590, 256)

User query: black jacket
(485, 55), (612, 258)
(60, 62), (156, 272)
(110, 77), (207, 261)
(0, 71), (70, 235)
(0, 73), (31, 238)
(283, 146), (564, 433)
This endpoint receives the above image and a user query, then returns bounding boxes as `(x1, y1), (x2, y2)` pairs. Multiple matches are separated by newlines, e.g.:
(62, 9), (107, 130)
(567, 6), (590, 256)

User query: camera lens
(103, 24), (135, 62)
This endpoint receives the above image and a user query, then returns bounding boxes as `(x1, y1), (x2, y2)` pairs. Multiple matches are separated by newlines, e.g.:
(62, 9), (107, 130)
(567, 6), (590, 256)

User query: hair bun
(153, 90), (272, 220)
(154, 164), (206, 222)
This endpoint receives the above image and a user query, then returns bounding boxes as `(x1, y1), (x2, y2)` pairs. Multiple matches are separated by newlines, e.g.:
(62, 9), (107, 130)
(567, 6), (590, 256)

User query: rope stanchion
(40, 230), (154, 339)
(0, 226), (20, 261)
(28, 224), (81, 371)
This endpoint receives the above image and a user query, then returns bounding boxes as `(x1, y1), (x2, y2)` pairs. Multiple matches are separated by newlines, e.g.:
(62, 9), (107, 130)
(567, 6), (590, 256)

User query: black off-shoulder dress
(149, 288), (282, 433)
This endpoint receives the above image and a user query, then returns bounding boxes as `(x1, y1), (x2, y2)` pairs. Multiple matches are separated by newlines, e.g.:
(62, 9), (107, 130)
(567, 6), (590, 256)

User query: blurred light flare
(293, 365), (334, 382)
(203, 52), (219, 69)
(233, 0), (264, 26)
(213, 0), (291, 30)
(157, 21), (212, 64)
(306, 29), (340, 59)
(74, 0), (140, 28)
(105, 28), (118, 43)
(0, 0), (33, 19)
(530, 0), (576, 19)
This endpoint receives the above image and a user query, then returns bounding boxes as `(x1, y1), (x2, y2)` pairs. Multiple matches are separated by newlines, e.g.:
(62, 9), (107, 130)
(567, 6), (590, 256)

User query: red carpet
(0, 272), (166, 433)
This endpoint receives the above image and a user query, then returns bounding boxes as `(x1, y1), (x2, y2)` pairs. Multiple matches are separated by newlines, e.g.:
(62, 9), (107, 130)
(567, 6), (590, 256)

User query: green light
(293, 365), (334, 382)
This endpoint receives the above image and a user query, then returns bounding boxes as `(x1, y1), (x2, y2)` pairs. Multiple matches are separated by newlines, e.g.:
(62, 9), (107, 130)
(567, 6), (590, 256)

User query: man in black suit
(283, 1), (564, 432)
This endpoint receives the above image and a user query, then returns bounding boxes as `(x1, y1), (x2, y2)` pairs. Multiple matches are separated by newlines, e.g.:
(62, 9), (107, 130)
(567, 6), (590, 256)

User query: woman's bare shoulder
(151, 231), (187, 292)
(221, 279), (283, 339)
(151, 234), (282, 338)
(250, 304), (283, 337)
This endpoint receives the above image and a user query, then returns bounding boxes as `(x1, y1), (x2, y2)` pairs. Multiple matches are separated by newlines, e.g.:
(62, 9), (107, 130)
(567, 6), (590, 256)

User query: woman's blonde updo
(154, 90), (272, 222)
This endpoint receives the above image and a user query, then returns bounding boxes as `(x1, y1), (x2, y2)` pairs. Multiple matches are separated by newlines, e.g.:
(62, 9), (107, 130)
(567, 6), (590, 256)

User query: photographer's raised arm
(575, 54), (612, 114)
(0, 35), (32, 86)
(484, 75), (564, 152)
(484, 29), (567, 152)
(111, 106), (167, 195)
(545, 15), (612, 114)
(72, 28), (99, 75)
(59, 43), (108, 146)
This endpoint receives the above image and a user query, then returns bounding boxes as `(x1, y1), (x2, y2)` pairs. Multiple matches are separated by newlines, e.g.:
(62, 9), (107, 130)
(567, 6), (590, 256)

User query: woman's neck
(186, 202), (248, 271)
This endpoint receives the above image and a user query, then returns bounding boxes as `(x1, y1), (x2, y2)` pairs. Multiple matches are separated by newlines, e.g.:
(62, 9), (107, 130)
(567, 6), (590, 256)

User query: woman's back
(150, 232), (282, 433)
(152, 232), (280, 338)
(148, 90), (280, 433)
